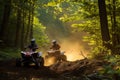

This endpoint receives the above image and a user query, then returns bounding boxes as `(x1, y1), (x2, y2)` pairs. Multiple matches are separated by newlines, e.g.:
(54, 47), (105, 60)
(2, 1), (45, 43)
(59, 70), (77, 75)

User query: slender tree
(0, 0), (11, 42)
(111, 0), (116, 53)
(24, 1), (32, 45)
(21, 9), (25, 50)
(15, 0), (22, 47)
(30, 2), (35, 39)
(112, 0), (120, 54)
(98, 0), (111, 50)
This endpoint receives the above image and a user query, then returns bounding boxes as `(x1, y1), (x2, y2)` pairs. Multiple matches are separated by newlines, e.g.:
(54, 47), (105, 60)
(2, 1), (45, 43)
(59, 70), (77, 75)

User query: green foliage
(0, 48), (20, 60)
(33, 17), (49, 47)
(35, 0), (70, 40)
(71, 18), (105, 57)
(0, 0), (38, 47)
(99, 55), (120, 79)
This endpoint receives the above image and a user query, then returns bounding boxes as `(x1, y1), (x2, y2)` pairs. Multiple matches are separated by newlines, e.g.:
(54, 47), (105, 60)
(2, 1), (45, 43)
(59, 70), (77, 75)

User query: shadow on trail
(0, 59), (59, 80)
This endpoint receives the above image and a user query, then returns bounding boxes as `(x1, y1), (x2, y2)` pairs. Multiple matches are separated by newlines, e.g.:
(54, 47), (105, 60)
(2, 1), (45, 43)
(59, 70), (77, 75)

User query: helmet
(52, 40), (56, 43)
(31, 38), (35, 42)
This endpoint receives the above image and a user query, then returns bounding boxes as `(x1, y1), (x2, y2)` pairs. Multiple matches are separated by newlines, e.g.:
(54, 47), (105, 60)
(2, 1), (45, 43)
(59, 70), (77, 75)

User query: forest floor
(0, 58), (111, 80)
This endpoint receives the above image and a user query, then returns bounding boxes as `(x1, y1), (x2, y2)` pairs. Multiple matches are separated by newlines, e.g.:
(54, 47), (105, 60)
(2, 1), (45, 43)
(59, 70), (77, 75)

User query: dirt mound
(49, 58), (111, 80)
(50, 58), (106, 75)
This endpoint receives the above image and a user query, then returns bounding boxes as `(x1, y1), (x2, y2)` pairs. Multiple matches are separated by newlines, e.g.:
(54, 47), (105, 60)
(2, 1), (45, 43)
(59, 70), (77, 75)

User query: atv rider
(50, 40), (60, 50)
(46, 40), (67, 62)
(27, 39), (38, 52)
(22, 39), (38, 59)
(48, 40), (61, 56)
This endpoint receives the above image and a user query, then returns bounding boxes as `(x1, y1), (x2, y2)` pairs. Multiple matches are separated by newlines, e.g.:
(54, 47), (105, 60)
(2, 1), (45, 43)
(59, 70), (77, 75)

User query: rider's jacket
(50, 44), (60, 50)
(28, 44), (38, 52)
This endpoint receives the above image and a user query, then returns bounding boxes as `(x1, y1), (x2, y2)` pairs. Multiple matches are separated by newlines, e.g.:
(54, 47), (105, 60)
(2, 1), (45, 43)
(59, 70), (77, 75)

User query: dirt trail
(0, 58), (108, 80)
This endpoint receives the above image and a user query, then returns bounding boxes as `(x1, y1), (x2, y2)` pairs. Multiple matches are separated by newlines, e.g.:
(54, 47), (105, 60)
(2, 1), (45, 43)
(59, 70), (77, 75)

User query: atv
(16, 50), (44, 68)
(45, 50), (67, 63)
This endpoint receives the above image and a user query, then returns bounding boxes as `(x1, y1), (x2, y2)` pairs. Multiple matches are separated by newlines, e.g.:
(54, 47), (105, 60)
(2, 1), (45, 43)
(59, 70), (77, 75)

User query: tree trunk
(98, 0), (111, 50)
(30, 3), (34, 39)
(24, 10), (31, 46)
(112, 0), (120, 54)
(21, 10), (25, 50)
(15, 2), (21, 48)
(0, 0), (11, 42)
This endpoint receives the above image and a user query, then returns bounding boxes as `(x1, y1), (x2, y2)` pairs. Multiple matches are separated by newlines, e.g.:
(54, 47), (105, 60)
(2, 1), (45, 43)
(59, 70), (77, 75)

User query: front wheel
(40, 57), (44, 67)
(35, 57), (44, 69)
(16, 58), (22, 67)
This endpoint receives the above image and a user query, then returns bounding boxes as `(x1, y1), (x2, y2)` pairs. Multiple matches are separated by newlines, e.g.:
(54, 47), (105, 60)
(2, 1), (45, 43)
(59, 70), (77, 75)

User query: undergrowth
(0, 47), (20, 61)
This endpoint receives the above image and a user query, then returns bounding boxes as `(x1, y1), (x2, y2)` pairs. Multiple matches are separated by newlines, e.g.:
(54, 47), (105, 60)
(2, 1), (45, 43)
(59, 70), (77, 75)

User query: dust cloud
(60, 32), (90, 61)
(60, 40), (87, 61)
